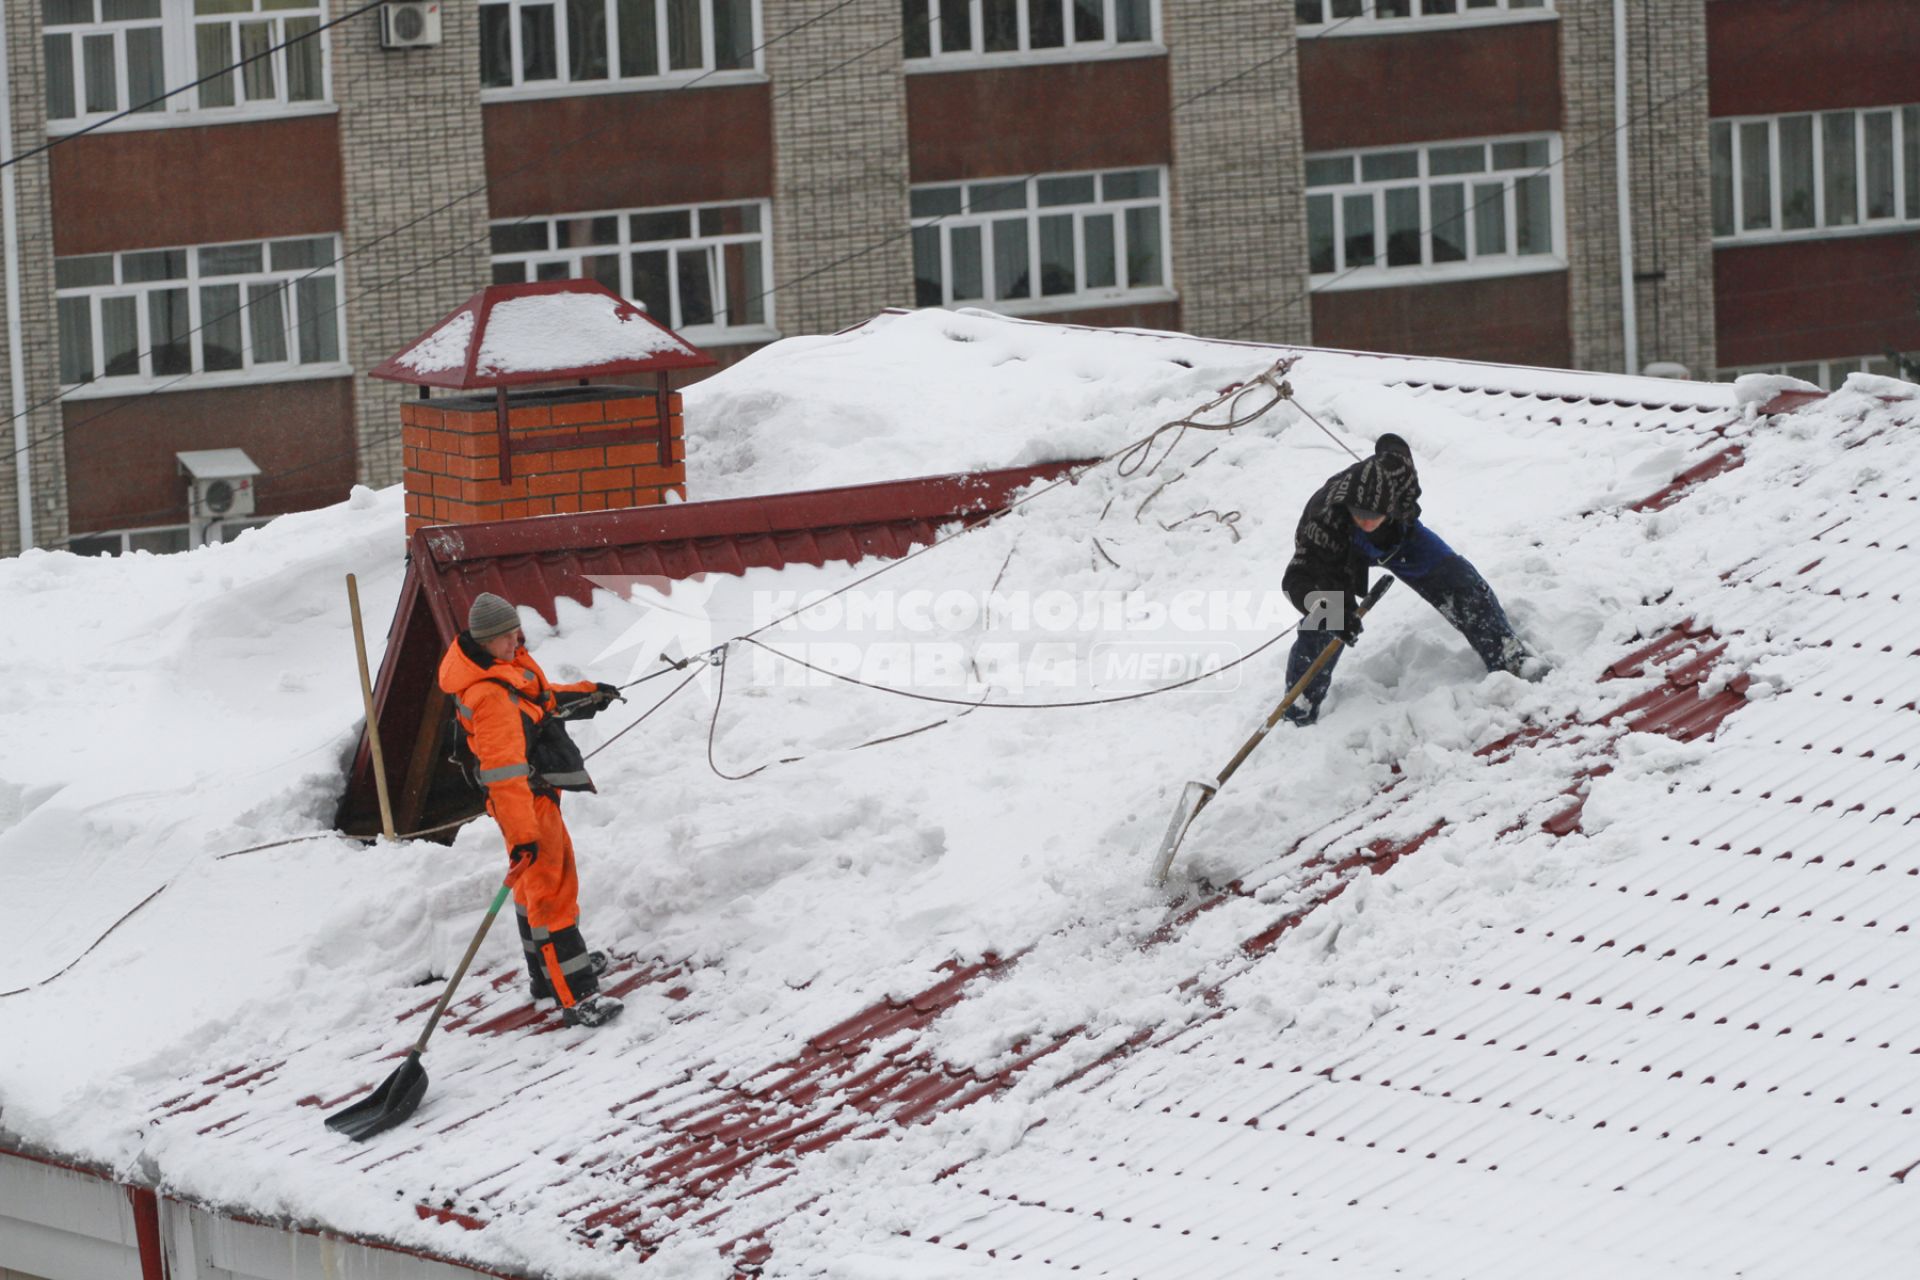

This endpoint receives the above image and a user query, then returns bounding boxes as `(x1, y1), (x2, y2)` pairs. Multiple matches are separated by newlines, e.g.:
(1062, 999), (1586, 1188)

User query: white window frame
(1305, 133), (1566, 290)
(42, 0), (334, 136)
(478, 0), (766, 101)
(903, 0), (1163, 73)
(55, 235), (350, 396)
(1710, 105), (1920, 245)
(910, 166), (1174, 316)
(1295, 0), (1555, 36)
(1717, 354), (1908, 393)
(489, 200), (778, 343)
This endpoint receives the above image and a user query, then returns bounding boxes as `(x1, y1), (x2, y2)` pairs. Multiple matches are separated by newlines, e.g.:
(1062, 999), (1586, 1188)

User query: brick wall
(1166, 0), (1308, 344)
(0, 0), (68, 554)
(762, 0), (914, 336)
(402, 388), (686, 536)
(333, 0), (490, 492)
(1562, 0), (1715, 377)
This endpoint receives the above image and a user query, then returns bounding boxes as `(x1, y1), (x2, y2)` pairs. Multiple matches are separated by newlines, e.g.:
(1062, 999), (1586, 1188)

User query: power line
(153, 7), (1365, 512)
(23, 1), (1853, 533)
(4, 0), (387, 170)
(3, 0), (877, 472)
(1222, 0), (1846, 341)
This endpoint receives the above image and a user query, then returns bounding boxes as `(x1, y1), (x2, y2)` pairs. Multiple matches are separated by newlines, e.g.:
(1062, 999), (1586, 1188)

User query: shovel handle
(1213, 576), (1397, 789)
(412, 882), (514, 1056)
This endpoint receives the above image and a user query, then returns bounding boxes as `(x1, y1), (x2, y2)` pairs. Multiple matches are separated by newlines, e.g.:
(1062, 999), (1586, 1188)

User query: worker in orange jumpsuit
(438, 592), (624, 1028)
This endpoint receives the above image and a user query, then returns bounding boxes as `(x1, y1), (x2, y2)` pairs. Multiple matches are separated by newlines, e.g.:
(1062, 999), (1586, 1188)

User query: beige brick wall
(0, 0), (68, 554)
(1561, 0), (1715, 377)
(333, 0), (491, 489)
(1166, 0), (1309, 344)
(762, 0), (914, 336)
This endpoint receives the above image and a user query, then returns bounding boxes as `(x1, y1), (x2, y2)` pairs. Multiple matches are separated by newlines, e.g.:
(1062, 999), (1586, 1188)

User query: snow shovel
(1147, 576), (1397, 887)
(324, 877), (515, 1141)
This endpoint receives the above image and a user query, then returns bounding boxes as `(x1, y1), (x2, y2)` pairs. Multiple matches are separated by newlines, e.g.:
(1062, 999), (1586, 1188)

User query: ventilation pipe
(0, 0), (34, 552)
(1614, 0), (1640, 378)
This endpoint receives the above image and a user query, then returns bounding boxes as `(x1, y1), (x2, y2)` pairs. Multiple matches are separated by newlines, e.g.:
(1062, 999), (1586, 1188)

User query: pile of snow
(1, 311), (1914, 1277)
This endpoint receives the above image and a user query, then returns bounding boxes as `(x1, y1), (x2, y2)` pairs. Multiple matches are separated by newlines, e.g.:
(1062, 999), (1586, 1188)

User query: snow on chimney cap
(369, 279), (716, 391)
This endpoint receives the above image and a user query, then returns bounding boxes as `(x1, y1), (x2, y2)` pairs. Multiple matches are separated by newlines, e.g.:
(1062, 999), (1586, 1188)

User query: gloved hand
(592, 681), (624, 706)
(509, 841), (539, 869)
(1337, 594), (1363, 647)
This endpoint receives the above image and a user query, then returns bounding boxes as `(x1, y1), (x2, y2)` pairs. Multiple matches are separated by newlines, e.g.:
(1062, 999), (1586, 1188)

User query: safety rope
(1, 365), (1305, 997)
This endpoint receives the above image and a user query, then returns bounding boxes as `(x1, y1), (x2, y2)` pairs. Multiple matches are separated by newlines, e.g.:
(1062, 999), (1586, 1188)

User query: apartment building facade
(0, 0), (1915, 558)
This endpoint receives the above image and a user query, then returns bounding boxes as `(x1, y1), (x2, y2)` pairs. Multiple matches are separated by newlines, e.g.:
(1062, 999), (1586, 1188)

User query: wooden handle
(413, 883), (513, 1055)
(348, 573), (397, 841)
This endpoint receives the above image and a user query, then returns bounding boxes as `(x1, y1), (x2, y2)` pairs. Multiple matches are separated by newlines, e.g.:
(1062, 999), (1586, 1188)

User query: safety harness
(450, 675), (596, 797)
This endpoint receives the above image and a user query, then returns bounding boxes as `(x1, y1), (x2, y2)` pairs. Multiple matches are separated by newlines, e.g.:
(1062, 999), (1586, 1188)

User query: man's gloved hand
(592, 681), (624, 706)
(1336, 593), (1363, 646)
(509, 841), (539, 869)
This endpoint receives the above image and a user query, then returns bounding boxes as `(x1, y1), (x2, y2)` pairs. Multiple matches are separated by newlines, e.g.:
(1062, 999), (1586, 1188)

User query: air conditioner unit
(177, 449), (260, 532)
(381, 1), (442, 49)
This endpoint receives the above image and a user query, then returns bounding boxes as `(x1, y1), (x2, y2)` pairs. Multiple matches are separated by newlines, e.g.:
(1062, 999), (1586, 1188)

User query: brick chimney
(369, 280), (714, 536)
(401, 387), (685, 535)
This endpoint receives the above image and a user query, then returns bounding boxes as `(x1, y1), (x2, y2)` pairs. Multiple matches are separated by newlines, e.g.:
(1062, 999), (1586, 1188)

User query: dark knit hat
(1349, 449), (1419, 520)
(467, 592), (521, 642)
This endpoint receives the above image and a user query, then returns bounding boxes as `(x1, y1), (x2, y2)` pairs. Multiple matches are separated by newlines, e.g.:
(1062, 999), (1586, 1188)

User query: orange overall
(438, 635), (602, 1006)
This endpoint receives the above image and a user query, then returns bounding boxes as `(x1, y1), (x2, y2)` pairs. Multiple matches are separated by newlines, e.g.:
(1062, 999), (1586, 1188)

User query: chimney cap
(370, 279), (716, 391)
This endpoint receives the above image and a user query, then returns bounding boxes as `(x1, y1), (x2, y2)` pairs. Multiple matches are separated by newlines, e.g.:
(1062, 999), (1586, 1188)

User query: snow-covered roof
(3, 310), (1917, 1278)
(368, 280), (714, 391)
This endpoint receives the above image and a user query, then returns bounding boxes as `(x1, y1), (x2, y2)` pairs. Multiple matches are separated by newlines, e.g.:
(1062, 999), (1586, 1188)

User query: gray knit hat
(467, 592), (521, 642)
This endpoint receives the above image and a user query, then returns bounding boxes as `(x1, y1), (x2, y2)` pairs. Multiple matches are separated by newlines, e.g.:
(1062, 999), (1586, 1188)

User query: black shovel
(325, 879), (514, 1141)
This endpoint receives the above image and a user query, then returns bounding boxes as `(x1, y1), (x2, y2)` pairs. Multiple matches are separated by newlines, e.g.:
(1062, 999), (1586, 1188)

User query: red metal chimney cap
(369, 279), (716, 390)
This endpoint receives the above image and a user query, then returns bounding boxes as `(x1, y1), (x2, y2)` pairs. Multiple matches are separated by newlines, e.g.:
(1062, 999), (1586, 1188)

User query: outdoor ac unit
(380, 1), (442, 49)
(177, 449), (260, 524)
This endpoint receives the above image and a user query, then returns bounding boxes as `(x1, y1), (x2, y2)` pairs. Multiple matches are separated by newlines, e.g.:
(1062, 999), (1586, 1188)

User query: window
(67, 516), (271, 555)
(480, 0), (759, 92)
(490, 201), (774, 337)
(55, 236), (345, 388)
(1711, 105), (1920, 241)
(1295, 0), (1550, 33)
(911, 167), (1170, 312)
(903, 0), (1156, 64)
(1306, 136), (1560, 284)
(1717, 355), (1907, 392)
(43, 0), (329, 128)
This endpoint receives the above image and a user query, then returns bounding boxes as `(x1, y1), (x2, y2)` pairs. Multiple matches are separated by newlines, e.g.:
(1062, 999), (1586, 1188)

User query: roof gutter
(1613, 0), (1640, 378)
(0, 0), (35, 552)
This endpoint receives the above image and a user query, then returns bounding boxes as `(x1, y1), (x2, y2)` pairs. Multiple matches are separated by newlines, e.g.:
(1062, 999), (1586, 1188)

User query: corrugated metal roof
(118, 342), (1920, 1277)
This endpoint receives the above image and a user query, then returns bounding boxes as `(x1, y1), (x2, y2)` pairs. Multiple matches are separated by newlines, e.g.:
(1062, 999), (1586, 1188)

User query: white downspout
(0, 0), (34, 551)
(1613, 0), (1639, 378)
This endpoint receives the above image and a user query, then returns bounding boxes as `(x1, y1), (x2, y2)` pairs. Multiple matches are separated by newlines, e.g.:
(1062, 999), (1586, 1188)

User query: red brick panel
(484, 85), (773, 218)
(403, 390), (688, 534)
(1709, 0), (1920, 118)
(1310, 271), (1571, 368)
(1713, 232), (1920, 368)
(1299, 22), (1561, 153)
(1027, 299), (1180, 332)
(50, 116), (344, 256)
(907, 57), (1172, 183)
(63, 377), (355, 532)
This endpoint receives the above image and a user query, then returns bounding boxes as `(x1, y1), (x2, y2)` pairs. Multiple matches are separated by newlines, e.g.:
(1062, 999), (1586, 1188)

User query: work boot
(588, 950), (610, 978)
(1282, 698), (1319, 727)
(562, 993), (624, 1028)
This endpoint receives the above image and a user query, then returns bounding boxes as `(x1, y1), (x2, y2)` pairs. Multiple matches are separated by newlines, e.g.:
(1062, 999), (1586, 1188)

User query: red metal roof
(367, 279), (715, 390)
(93, 335), (1920, 1276)
(338, 462), (1082, 836)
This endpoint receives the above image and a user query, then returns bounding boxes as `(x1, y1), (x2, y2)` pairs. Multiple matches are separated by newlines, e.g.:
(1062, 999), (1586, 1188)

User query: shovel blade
(324, 1051), (428, 1142)
(1146, 779), (1217, 887)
